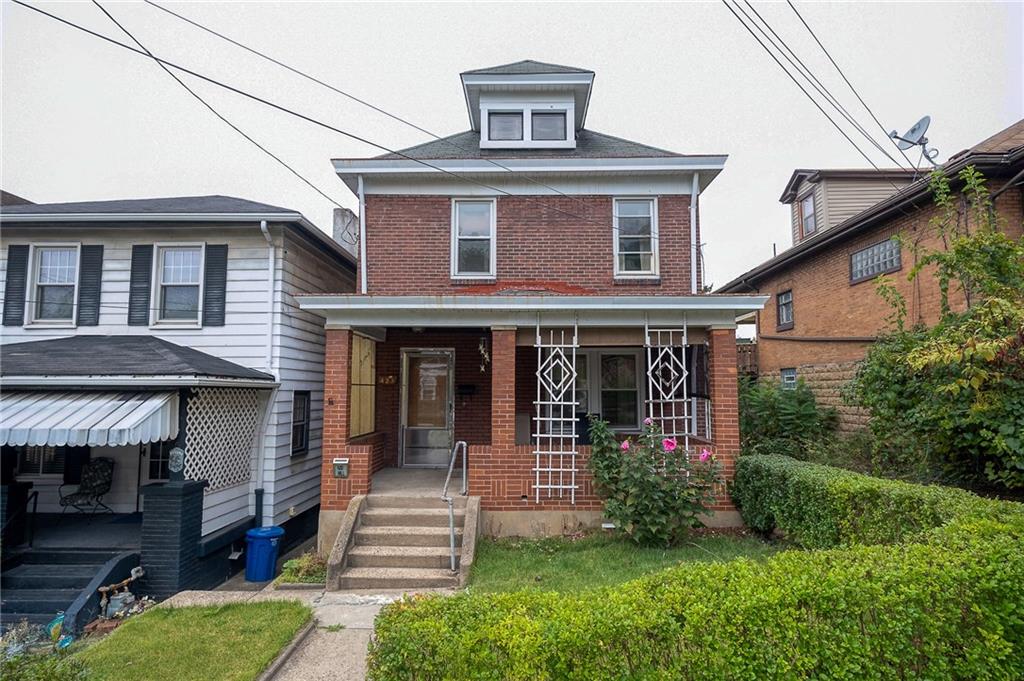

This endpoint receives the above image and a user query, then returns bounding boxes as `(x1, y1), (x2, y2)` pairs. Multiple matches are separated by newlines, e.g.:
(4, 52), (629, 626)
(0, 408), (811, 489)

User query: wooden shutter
(76, 245), (104, 326)
(127, 245), (153, 326)
(2, 245), (30, 326)
(202, 244), (228, 326)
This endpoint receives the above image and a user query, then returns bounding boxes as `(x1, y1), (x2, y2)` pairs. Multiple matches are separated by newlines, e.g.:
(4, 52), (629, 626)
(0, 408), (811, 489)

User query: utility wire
(142, 0), (594, 209)
(88, 0), (357, 246)
(739, 1), (907, 170)
(787, 0), (919, 169)
(11, 1), (626, 233)
(720, 0), (896, 177)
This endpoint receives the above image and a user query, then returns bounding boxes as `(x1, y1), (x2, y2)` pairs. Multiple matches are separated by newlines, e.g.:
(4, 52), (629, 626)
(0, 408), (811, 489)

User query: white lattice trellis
(533, 322), (580, 503)
(645, 318), (694, 449)
(185, 387), (261, 493)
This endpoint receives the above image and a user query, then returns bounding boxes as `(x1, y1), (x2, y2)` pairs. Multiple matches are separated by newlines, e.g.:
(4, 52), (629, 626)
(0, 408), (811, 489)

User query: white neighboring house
(0, 195), (355, 594)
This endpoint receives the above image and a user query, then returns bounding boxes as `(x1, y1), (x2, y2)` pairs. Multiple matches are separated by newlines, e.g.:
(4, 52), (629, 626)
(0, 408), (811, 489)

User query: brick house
(719, 119), (1024, 430)
(298, 60), (766, 569)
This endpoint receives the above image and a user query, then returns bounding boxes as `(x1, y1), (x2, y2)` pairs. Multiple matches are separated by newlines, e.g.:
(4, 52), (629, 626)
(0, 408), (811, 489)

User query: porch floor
(25, 512), (142, 550)
(371, 468), (451, 497)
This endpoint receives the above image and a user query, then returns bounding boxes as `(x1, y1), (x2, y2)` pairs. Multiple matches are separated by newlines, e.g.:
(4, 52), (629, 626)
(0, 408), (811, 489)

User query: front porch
(303, 294), (764, 544)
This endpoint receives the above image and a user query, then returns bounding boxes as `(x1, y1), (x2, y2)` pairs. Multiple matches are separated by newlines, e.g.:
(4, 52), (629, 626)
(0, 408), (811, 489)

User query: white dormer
(460, 60), (594, 150)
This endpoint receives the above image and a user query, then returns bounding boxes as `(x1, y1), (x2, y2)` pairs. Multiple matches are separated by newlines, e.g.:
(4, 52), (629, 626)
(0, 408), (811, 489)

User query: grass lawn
(469, 531), (781, 593)
(76, 601), (310, 681)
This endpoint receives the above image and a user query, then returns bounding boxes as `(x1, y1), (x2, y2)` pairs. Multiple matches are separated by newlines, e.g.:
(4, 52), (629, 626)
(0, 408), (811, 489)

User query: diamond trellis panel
(533, 324), (580, 504)
(185, 387), (260, 493)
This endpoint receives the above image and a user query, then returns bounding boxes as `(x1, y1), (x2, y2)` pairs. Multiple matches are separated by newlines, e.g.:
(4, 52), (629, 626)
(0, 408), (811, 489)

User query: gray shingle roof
(0, 336), (274, 381)
(461, 60), (593, 76)
(0, 195), (296, 216)
(370, 129), (687, 161)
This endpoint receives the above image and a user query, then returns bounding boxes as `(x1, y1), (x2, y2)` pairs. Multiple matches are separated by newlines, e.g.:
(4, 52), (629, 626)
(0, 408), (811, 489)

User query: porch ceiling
(298, 294), (768, 329)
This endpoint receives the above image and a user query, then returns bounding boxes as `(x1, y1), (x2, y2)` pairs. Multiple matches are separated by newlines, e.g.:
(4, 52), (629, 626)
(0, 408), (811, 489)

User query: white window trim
(575, 348), (646, 432)
(450, 198), (497, 280)
(480, 101), (576, 149)
(24, 242), (81, 328)
(150, 242), (206, 328)
(612, 197), (660, 279)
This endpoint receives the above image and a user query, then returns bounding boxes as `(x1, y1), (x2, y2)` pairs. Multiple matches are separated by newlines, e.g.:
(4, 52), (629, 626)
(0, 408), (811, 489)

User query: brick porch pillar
(708, 327), (740, 521)
(320, 328), (367, 512)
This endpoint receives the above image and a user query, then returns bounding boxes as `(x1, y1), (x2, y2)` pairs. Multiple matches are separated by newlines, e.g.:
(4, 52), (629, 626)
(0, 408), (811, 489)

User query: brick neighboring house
(299, 60), (767, 554)
(719, 119), (1024, 430)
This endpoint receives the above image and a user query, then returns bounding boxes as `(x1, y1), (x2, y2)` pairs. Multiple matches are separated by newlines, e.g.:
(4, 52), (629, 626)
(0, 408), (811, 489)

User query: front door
(400, 349), (455, 467)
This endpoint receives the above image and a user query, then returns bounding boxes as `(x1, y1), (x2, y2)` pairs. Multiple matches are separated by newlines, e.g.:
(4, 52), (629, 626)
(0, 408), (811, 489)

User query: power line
(787, 0), (918, 169)
(142, 0), (595, 210)
(720, 0), (894, 175)
(739, 0), (907, 170)
(88, 0), (356, 246)
(9, 1), (637, 236)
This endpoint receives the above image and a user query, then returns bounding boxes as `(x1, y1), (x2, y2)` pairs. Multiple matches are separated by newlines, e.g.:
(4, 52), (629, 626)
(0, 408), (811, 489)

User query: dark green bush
(369, 521), (1024, 680)
(367, 457), (1024, 680)
(732, 454), (1023, 548)
(739, 377), (837, 450)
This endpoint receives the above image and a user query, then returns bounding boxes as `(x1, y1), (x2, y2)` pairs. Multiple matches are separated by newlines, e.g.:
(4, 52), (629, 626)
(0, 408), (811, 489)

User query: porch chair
(59, 457), (115, 515)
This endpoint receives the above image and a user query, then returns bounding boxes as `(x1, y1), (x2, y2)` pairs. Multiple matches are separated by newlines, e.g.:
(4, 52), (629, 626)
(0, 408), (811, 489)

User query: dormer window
(488, 112), (523, 141)
(531, 112), (567, 141)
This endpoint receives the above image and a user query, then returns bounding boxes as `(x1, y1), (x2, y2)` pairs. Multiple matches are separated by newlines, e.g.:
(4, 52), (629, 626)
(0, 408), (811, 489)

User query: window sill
(776, 322), (794, 332)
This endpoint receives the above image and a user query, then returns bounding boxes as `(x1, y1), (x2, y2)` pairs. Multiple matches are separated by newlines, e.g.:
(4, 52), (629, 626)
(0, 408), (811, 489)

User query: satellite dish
(890, 116), (940, 166)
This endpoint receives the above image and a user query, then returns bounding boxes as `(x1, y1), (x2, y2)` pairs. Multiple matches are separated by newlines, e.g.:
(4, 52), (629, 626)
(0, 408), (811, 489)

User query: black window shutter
(76, 245), (104, 326)
(3, 245), (30, 326)
(62, 446), (92, 485)
(128, 245), (153, 326)
(202, 244), (228, 326)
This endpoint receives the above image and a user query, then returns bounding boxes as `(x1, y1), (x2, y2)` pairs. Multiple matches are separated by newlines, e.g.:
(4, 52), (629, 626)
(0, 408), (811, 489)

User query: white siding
(1, 222), (356, 536)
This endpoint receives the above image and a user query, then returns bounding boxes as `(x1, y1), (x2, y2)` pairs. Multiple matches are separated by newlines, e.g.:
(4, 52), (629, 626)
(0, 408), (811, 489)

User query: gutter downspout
(358, 175), (368, 294)
(690, 172), (699, 294)
(255, 220), (276, 526)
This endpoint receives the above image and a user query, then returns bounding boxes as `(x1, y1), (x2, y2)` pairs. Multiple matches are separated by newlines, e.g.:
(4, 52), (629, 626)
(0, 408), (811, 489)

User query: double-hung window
(291, 391), (311, 456)
(451, 199), (496, 278)
(776, 290), (794, 330)
(156, 245), (203, 322)
(32, 245), (79, 322)
(613, 198), (658, 277)
(800, 194), (816, 236)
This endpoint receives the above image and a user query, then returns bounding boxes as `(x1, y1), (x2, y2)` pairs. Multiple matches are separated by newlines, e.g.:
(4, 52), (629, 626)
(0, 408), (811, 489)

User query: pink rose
(700, 448), (711, 462)
(662, 437), (677, 453)
(620, 440), (631, 451)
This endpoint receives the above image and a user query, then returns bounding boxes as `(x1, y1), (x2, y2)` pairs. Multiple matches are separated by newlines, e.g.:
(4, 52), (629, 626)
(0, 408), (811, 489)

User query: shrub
(369, 522), (1024, 680)
(588, 416), (720, 546)
(739, 377), (837, 451)
(732, 454), (1023, 548)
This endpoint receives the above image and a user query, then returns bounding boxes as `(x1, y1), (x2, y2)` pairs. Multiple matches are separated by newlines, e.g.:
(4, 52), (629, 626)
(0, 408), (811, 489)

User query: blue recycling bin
(245, 526), (285, 582)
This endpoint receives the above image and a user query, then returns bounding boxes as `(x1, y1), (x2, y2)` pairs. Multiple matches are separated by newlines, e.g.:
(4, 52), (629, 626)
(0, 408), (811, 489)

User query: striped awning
(0, 391), (179, 447)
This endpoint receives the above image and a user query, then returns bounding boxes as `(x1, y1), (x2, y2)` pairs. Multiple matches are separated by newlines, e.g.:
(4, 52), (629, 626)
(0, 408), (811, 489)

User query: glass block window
(851, 238), (901, 283)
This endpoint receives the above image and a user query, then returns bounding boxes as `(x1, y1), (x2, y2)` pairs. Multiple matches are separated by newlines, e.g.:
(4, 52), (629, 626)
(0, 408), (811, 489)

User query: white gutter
(690, 171), (699, 294)
(358, 175), (368, 294)
(0, 376), (278, 389)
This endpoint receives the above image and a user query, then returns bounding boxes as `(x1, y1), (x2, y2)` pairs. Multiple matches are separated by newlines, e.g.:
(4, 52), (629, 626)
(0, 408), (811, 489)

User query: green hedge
(367, 457), (1024, 680)
(732, 454), (1023, 548)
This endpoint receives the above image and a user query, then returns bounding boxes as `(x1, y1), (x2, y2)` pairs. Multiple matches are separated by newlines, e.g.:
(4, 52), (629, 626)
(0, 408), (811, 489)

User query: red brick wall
(362, 195), (695, 295)
(754, 188), (1023, 375)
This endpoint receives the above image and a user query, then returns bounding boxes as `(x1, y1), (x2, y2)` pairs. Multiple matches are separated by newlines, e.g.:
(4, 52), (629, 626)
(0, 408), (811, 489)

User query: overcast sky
(3, 1), (1022, 285)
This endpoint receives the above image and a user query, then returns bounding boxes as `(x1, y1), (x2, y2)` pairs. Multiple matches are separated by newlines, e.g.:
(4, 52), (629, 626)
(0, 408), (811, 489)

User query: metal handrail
(1, 490), (39, 548)
(441, 440), (468, 573)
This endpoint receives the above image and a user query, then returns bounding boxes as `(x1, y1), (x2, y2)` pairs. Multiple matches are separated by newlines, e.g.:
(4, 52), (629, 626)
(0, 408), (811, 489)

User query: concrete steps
(335, 492), (471, 590)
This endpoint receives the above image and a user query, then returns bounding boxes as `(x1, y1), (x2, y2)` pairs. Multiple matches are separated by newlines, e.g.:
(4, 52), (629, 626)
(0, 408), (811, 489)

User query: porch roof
(0, 390), (179, 447)
(297, 294), (768, 329)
